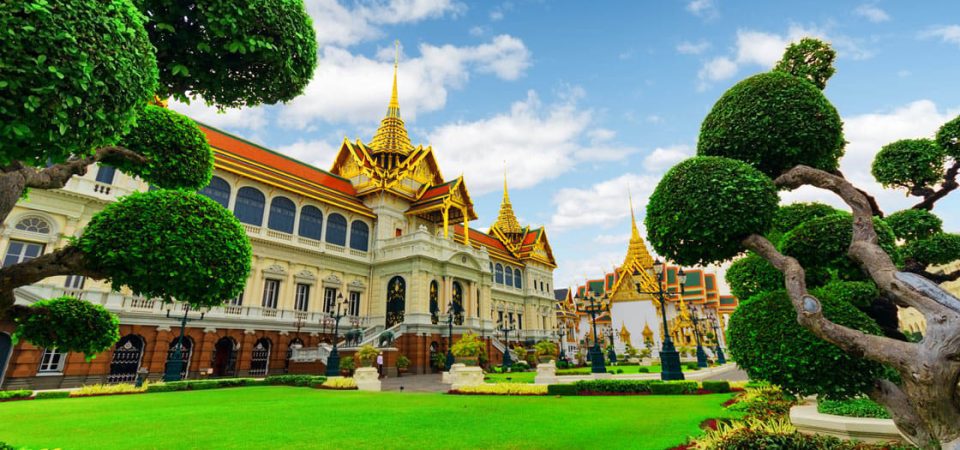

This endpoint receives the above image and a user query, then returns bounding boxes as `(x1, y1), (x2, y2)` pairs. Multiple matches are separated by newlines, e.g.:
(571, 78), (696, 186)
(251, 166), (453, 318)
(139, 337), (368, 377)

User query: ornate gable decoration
(263, 264), (287, 277)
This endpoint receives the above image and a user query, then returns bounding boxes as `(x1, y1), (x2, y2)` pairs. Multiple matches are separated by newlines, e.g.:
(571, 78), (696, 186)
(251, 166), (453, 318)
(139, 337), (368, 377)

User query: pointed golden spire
(370, 40), (413, 156)
(628, 186), (640, 241)
(492, 166), (523, 236)
(622, 187), (653, 271)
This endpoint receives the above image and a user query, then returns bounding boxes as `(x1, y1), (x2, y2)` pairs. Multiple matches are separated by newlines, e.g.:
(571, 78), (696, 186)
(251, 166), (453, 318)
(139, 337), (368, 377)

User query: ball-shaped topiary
(872, 139), (946, 190)
(726, 252), (784, 301)
(138, 0), (317, 108)
(773, 38), (836, 90)
(13, 297), (120, 357)
(0, 0), (158, 166)
(727, 290), (887, 399)
(772, 202), (843, 236)
(884, 209), (943, 242)
(780, 213), (898, 270)
(937, 115), (960, 158)
(113, 105), (213, 190)
(901, 233), (960, 266)
(698, 71), (845, 178)
(810, 280), (880, 310)
(78, 190), (252, 307)
(646, 157), (779, 266)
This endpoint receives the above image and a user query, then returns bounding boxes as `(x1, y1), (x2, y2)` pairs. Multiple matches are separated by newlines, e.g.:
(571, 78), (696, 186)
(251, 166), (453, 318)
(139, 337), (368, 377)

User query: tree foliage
(871, 139), (946, 191)
(769, 202), (842, 244)
(78, 190), (252, 307)
(645, 157), (779, 266)
(725, 252), (784, 301)
(12, 297), (120, 357)
(727, 290), (887, 399)
(936, 114), (960, 158)
(780, 213), (898, 270)
(137, 0), (318, 108)
(884, 209), (943, 242)
(773, 38), (837, 90)
(901, 233), (960, 267)
(698, 71), (845, 177)
(113, 105), (213, 190)
(810, 280), (880, 310)
(0, 0), (158, 166)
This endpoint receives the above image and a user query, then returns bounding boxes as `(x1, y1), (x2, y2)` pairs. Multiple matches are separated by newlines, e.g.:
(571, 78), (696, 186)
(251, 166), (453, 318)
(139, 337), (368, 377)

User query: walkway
(380, 373), (448, 393)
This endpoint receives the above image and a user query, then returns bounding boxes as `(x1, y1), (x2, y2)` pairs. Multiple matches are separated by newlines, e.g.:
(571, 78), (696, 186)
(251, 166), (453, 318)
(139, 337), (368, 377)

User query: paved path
(380, 373), (448, 393)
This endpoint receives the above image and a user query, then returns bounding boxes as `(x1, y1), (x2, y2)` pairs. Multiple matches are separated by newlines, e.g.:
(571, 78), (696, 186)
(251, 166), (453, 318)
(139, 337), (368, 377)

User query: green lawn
(0, 387), (737, 449)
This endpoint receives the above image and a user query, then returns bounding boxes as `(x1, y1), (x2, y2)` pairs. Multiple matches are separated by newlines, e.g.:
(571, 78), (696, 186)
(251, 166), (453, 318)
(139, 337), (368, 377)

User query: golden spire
(622, 187), (654, 271)
(492, 167), (523, 235)
(642, 321), (653, 339)
(370, 40), (413, 156)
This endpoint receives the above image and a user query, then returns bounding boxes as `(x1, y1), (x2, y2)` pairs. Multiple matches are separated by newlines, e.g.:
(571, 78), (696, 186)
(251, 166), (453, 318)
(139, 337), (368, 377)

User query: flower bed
(449, 383), (548, 396)
(70, 383), (149, 397)
(817, 397), (891, 419)
(318, 377), (357, 390)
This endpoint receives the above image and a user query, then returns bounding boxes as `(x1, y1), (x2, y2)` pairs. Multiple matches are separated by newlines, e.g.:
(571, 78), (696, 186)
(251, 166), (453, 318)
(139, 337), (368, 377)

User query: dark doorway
(108, 335), (145, 383)
(0, 333), (11, 387)
(385, 276), (406, 327)
(165, 336), (194, 380)
(212, 337), (238, 377)
(249, 338), (271, 376)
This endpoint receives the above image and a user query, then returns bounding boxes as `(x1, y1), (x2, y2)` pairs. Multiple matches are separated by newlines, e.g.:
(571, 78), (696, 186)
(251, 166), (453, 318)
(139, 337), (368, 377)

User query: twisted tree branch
(869, 379), (933, 448)
(913, 160), (960, 211)
(0, 246), (103, 315)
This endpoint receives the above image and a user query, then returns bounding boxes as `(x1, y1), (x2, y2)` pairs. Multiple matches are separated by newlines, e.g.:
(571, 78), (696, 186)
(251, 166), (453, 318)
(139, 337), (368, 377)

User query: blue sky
(174, 0), (960, 291)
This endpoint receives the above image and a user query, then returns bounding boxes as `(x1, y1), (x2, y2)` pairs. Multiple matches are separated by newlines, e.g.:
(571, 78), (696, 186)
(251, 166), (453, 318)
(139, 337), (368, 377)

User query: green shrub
(702, 380), (731, 393)
(901, 232), (960, 266)
(773, 38), (836, 90)
(35, 391), (71, 400)
(0, 390), (32, 400)
(872, 138), (946, 190)
(556, 368), (590, 376)
(636, 367), (649, 373)
(573, 379), (661, 394)
(546, 384), (579, 396)
(725, 252), (784, 301)
(186, 380), (219, 390)
(780, 213), (898, 271)
(12, 296), (120, 357)
(817, 397), (891, 419)
(646, 156), (779, 266)
(698, 71), (844, 177)
(216, 378), (256, 387)
(810, 280), (879, 310)
(146, 383), (183, 393)
(684, 362), (700, 371)
(264, 375), (326, 387)
(650, 381), (698, 395)
(884, 209), (943, 242)
(937, 114), (960, 157)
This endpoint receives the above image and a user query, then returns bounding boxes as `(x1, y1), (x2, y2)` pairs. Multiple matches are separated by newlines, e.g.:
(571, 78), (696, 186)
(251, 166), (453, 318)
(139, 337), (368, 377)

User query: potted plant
(534, 340), (558, 363)
(431, 352), (446, 372)
(355, 344), (379, 368)
(340, 356), (355, 376)
(450, 332), (484, 365)
(396, 354), (410, 376)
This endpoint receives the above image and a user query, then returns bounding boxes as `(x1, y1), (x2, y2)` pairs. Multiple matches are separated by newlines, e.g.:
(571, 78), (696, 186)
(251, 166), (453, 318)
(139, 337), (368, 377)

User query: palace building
(0, 60), (558, 389)
(555, 200), (737, 362)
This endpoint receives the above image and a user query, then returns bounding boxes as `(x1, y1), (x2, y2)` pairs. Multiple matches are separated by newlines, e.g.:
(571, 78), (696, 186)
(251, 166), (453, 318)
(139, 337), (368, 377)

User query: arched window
(234, 187), (265, 226)
(386, 276), (406, 327)
(267, 196), (296, 233)
(489, 263), (494, 281)
(495, 264), (504, 284)
(95, 164), (116, 184)
(199, 176), (231, 208)
(349, 221), (369, 251)
(15, 217), (51, 234)
(452, 281), (464, 326)
(326, 213), (347, 246)
(514, 269), (522, 289)
(298, 205), (323, 240)
(212, 337), (238, 377)
(429, 280), (439, 325)
(108, 335), (145, 383)
(505, 266), (513, 287)
(249, 338), (271, 376)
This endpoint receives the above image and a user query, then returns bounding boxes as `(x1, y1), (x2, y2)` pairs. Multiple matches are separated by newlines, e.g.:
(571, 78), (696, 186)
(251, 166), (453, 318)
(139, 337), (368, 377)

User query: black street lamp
(635, 259), (685, 381)
(163, 303), (209, 382)
(605, 325), (617, 364)
(324, 293), (348, 377)
(444, 301), (460, 371)
(497, 316), (516, 371)
(708, 311), (727, 365)
(555, 326), (567, 363)
(689, 306), (709, 368)
(578, 291), (607, 374)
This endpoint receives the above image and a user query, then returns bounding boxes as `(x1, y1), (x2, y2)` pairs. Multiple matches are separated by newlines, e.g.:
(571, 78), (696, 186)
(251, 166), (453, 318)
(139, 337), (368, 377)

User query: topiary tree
(725, 252), (784, 301)
(649, 38), (960, 448)
(697, 71), (845, 178)
(773, 37), (837, 90)
(885, 209), (943, 242)
(872, 139), (947, 194)
(0, 0), (316, 355)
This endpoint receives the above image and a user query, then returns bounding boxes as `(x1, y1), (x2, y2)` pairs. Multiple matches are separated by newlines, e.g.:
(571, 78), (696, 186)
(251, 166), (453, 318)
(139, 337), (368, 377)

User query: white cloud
(594, 233), (632, 246)
(469, 25), (487, 36)
(276, 139), (341, 170)
(278, 35), (531, 128)
(685, 0), (717, 18)
(550, 173), (661, 231)
(921, 25), (960, 47)
(677, 40), (711, 55)
(427, 90), (638, 196)
(646, 114), (664, 124)
(854, 4), (891, 23)
(170, 100), (269, 131)
(643, 145), (694, 172)
(697, 25), (872, 90)
(307, 0), (464, 47)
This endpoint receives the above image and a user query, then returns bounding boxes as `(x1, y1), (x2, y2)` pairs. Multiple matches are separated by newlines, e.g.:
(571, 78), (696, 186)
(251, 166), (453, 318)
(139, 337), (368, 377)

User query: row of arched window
(491, 263), (523, 289)
(199, 176), (370, 251)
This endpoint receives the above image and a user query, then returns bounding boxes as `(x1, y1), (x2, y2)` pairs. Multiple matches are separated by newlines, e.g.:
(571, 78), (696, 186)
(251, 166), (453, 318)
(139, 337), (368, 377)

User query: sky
(174, 0), (960, 292)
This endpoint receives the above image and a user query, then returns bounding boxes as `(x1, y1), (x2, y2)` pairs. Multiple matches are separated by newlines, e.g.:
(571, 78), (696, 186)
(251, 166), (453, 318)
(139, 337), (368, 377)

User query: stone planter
(449, 363), (484, 390)
(353, 367), (381, 392)
(534, 360), (558, 385)
(538, 355), (557, 364)
(790, 402), (903, 444)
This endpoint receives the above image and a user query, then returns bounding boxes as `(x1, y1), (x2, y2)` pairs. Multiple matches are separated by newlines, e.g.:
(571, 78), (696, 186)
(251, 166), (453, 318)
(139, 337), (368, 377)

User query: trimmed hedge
(701, 380), (731, 393)
(35, 391), (71, 400)
(146, 378), (263, 393)
(547, 380), (706, 396)
(0, 390), (32, 400)
(575, 379), (661, 394)
(546, 384), (579, 396)
(264, 375), (326, 386)
(649, 381), (699, 395)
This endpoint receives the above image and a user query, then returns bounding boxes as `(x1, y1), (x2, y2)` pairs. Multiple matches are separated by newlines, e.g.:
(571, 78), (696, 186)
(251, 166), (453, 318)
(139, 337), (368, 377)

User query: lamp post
(578, 291), (607, 374)
(444, 301), (459, 371)
(163, 303), (210, 382)
(689, 306), (709, 368)
(605, 325), (617, 365)
(324, 293), (348, 377)
(635, 259), (685, 381)
(497, 316), (515, 371)
(708, 311), (727, 365)
(556, 326), (567, 363)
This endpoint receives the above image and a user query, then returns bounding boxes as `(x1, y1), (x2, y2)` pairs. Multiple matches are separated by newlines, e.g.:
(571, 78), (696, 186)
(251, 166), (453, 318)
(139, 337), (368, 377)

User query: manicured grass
(0, 386), (737, 449)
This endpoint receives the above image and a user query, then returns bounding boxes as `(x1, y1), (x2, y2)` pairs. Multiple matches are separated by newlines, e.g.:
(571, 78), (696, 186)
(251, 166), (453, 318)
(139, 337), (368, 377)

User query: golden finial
(369, 39), (413, 156)
(628, 185), (640, 240)
(389, 40), (400, 113)
(492, 163), (522, 236)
